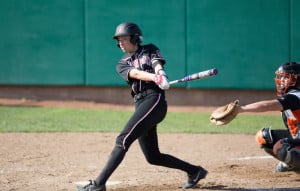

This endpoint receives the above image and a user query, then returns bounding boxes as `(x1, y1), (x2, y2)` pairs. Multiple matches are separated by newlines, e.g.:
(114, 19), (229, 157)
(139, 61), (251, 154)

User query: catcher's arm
(210, 99), (283, 126)
(238, 99), (282, 113)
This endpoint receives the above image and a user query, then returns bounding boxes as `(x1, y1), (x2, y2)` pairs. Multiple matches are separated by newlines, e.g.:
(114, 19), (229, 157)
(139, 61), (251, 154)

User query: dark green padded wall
(0, 0), (298, 90)
(0, 0), (84, 85)
(186, 0), (290, 89)
(291, 0), (300, 62)
(85, 0), (186, 86)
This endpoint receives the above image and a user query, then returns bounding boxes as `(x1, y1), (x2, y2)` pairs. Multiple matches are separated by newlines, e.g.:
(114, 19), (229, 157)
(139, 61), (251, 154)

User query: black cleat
(76, 180), (106, 191)
(182, 166), (208, 189)
(274, 161), (295, 173)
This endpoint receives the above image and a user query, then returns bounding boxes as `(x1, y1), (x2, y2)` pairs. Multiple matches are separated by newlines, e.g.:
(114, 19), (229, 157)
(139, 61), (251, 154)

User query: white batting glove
(160, 75), (170, 90)
(154, 69), (170, 90)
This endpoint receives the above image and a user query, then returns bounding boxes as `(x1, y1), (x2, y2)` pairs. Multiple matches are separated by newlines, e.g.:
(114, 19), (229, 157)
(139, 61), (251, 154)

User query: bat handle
(169, 80), (178, 85)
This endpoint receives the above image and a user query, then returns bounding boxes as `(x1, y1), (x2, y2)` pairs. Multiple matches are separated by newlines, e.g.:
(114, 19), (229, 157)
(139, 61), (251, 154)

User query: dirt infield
(0, 99), (299, 191)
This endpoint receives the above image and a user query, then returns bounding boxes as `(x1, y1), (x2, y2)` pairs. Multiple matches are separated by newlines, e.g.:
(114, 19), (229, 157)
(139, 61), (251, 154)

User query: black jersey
(278, 89), (300, 131)
(278, 89), (300, 111)
(116, 44), (165, 95)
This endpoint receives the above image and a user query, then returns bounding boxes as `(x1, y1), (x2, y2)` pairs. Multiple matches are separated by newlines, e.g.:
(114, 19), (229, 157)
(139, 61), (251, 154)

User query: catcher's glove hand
(210, 100), (239, 126)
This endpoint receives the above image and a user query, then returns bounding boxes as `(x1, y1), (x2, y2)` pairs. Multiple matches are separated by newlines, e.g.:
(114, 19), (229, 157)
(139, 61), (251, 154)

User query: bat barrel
(169, 68), (218, 85)
(191, 68), (218, 80)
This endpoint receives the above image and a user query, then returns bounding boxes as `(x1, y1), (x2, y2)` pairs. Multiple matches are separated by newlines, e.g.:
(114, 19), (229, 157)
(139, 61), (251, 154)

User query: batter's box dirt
(1, 133), (300, 191)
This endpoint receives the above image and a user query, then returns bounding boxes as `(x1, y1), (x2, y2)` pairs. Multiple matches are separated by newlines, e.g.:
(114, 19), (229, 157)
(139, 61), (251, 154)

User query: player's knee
(286, 147), (300, 168)
(115, 137), (129, 152)
(145, 158), (159, 165)
(273, 139), (290, 161)
(255, 127), (273, 146)
(144, 153), (162, 165)
(273, 139), (300, 168)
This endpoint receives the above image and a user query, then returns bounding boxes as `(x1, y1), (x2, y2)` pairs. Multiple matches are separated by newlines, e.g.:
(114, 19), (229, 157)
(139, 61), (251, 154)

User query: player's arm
(152, 61), (169, 89)
(128, 68), (156, 82)
(128, 61), (169, 90)
(128, 61), (164, 80)
(152, 60), (164, 73)
(238, 99), (283, 113)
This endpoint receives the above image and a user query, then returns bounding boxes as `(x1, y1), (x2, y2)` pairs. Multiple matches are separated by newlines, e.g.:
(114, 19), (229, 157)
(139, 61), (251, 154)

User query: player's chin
(119, 46), (126, 51)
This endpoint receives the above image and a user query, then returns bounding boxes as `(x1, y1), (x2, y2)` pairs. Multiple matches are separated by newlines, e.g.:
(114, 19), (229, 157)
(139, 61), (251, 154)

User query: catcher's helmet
(113, 22), (143, 45)
(275, 62), (300, 96)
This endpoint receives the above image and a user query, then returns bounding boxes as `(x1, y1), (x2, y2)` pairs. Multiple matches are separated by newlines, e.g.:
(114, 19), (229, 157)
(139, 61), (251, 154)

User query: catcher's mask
(113, 22), (143, 47)
(275, 62), (300, 96)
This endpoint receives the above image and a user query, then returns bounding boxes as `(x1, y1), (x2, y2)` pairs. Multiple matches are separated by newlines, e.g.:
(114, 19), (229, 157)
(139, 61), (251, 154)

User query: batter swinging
(76, 22), (207, 191)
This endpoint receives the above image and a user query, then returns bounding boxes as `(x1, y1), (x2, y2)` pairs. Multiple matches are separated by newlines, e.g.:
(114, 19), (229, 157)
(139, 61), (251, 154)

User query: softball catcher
(76, 22), (207, 191)
(211, 62), (300, 172)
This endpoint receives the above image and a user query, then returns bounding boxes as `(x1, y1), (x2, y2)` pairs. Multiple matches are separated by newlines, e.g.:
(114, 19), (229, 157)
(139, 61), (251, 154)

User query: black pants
(95, 92), (197, 186)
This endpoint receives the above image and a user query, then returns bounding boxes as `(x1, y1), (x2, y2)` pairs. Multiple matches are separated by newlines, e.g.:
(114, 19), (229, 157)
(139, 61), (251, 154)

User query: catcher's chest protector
(285, 91), (300, 139)
(285, 109), (300, 139)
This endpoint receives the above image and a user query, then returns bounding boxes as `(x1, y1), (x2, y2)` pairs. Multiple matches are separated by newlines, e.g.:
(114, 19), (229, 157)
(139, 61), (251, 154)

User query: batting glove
(154, 69), (170, 90)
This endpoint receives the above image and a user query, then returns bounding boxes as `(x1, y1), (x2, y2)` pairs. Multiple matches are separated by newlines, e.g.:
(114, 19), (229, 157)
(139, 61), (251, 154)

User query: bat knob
(212, 68), (218, 75)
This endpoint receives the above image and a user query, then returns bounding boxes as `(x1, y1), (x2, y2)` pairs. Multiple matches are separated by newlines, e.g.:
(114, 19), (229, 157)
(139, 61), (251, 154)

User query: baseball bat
(169, 68), (218, 85)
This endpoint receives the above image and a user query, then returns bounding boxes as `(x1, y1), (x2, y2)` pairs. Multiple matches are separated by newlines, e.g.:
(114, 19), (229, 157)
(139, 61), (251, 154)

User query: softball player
(238, 62), (300, 172)
(76, 22), (207, 191)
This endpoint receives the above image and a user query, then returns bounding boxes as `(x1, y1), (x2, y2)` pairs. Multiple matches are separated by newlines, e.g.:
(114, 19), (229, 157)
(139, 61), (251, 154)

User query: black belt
(133, 89), (157, 103)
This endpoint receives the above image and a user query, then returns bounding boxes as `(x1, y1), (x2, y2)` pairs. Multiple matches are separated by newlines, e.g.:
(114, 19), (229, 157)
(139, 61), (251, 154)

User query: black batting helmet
(113, 22), (143, 45)
(275, 62), (300, 96)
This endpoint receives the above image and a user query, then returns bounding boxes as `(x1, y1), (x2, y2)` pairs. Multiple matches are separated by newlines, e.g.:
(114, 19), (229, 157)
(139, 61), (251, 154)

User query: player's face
(275, 71), (297, 96)
(117, 36), (138, 53)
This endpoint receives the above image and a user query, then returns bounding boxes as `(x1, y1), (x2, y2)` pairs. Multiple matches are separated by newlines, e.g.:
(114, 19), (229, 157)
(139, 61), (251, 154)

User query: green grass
(0, 106), (284, 134)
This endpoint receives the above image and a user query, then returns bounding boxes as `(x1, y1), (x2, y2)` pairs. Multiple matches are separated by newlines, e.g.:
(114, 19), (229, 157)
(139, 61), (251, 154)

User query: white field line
(228, 155), (273, 160)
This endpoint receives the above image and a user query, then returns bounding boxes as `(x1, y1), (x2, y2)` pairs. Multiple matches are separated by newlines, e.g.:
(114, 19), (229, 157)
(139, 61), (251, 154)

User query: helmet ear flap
(130, 35), (141, 45)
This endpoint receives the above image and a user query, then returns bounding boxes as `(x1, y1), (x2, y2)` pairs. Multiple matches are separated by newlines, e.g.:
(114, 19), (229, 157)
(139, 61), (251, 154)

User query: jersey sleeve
(278, 93), (300, 111)
(116, 58), (134, 83)
(147, 44), (166, 66)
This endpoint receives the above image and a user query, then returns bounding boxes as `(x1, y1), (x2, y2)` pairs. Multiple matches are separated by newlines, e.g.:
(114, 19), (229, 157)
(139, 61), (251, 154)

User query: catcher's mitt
(210, 100), (239, 126)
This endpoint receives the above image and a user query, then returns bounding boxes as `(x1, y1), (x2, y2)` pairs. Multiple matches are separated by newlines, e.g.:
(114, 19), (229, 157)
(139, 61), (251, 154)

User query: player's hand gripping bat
(169, 68), (218, 85)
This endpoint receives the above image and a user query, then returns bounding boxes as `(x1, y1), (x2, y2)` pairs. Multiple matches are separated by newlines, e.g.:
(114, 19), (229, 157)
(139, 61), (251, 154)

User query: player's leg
(255, 128), (290, 156)
(93, 93), (167, 187)
(133, 92), (197, 170)
(255, 127), (296, 172)
(138, 127), (195, 171)
(273, 138), (300, 170)
(92, 108), (152, 186)
(138, 127), (207, 189)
